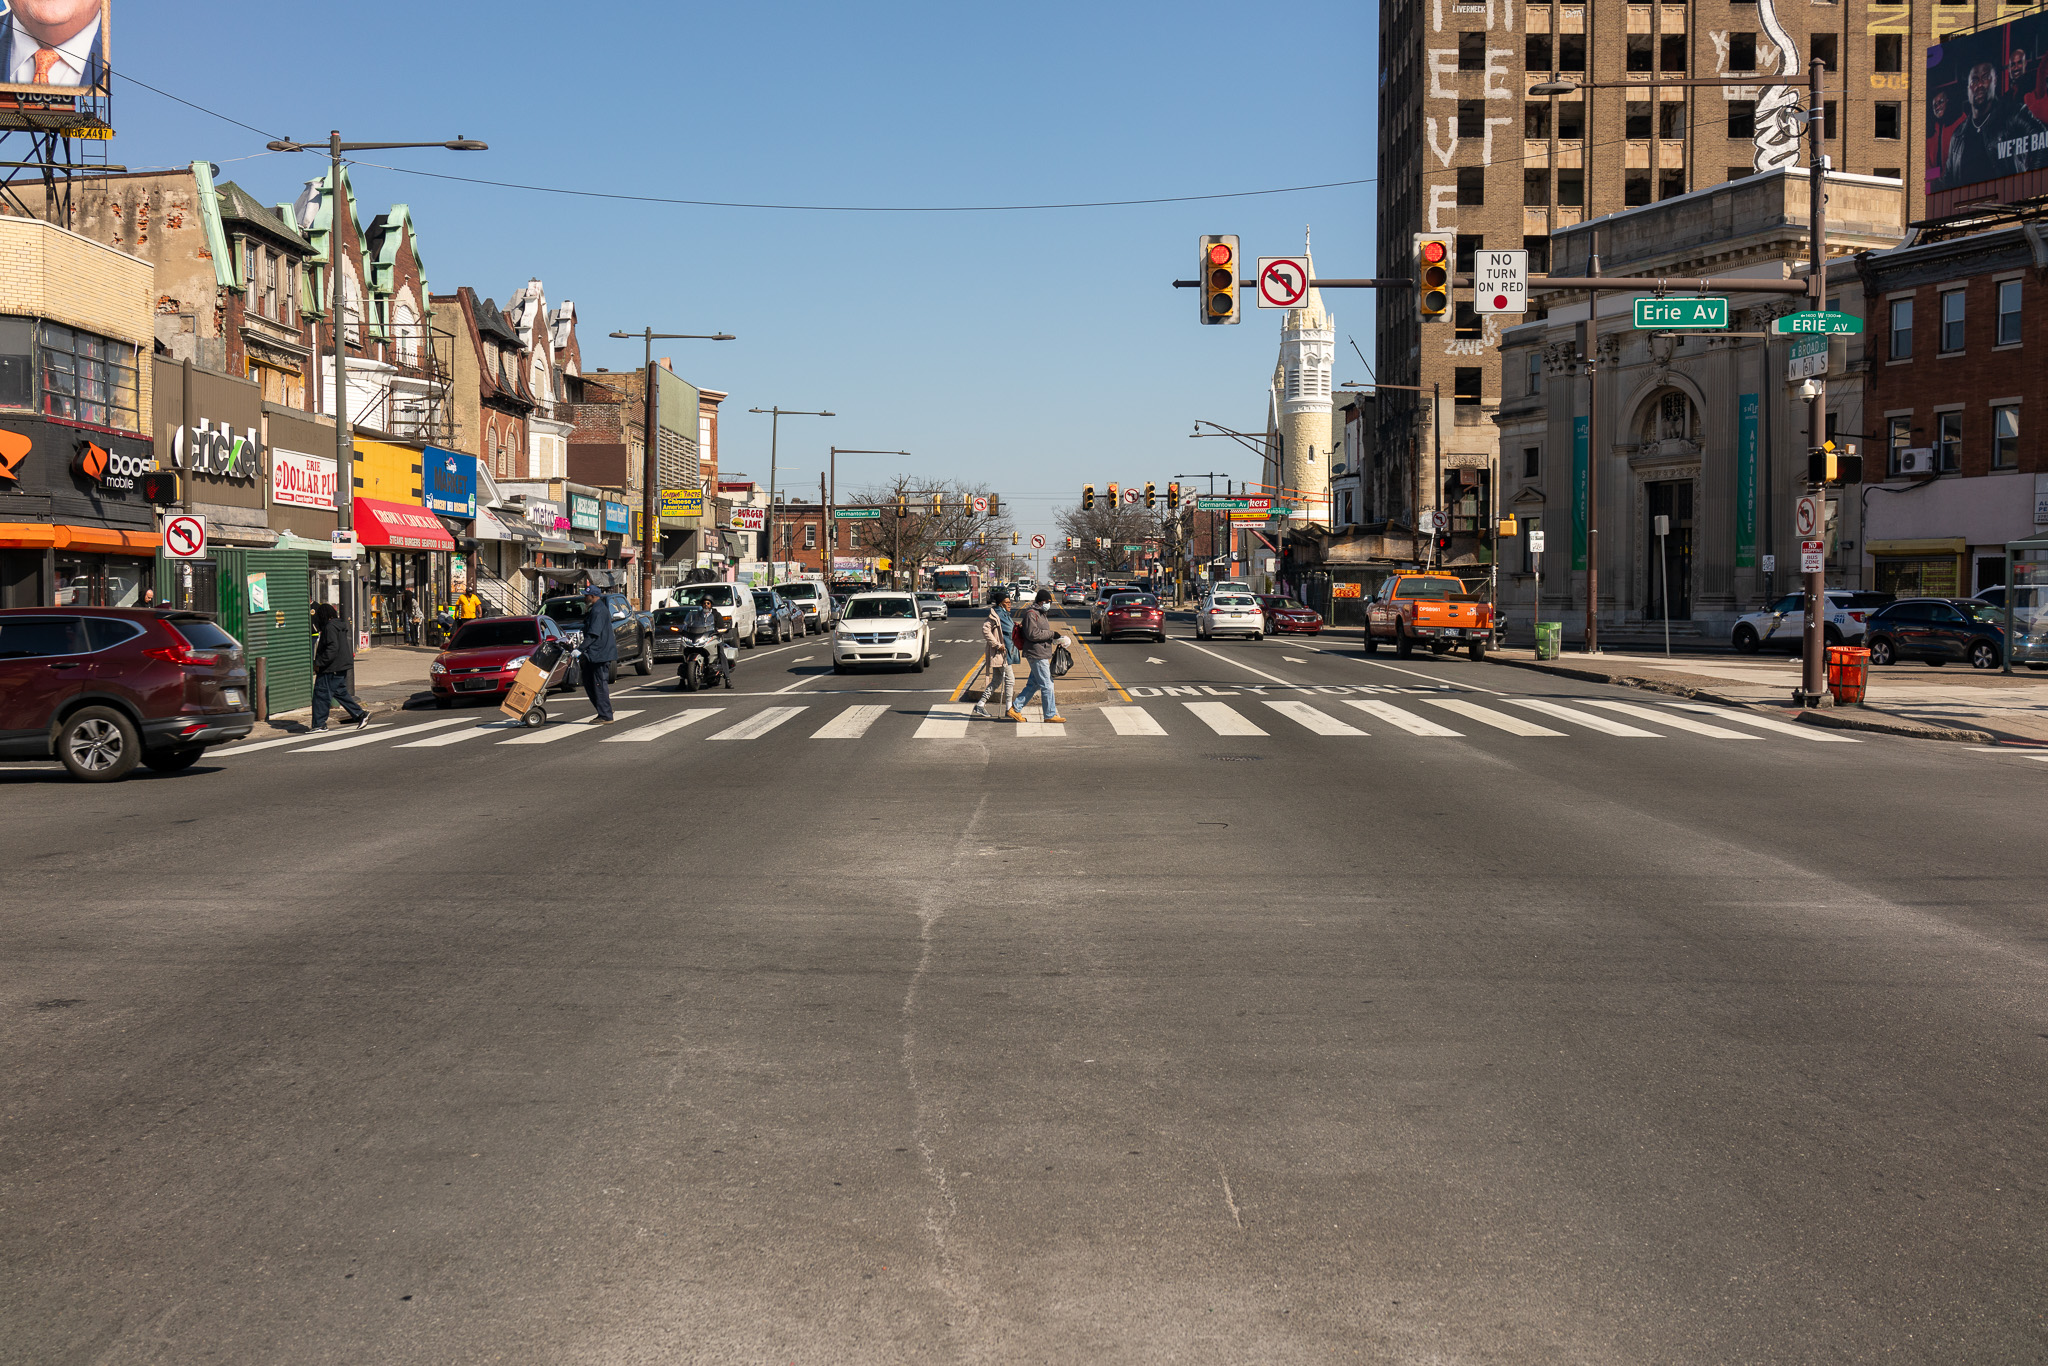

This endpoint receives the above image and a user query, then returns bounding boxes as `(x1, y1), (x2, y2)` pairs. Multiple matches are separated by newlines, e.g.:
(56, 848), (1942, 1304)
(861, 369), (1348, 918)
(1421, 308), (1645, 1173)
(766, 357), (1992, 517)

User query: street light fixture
(264, 131), (486, 638)
(747, 407), (834, 577)
(608, 328), (737, 608)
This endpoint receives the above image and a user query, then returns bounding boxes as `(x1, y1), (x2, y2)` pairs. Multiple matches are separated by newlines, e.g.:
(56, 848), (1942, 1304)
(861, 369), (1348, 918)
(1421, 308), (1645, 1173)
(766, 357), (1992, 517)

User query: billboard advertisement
(0, 1), (110, 97)
(1928, 12), (2048, 203)
(421, 445), (476, 519)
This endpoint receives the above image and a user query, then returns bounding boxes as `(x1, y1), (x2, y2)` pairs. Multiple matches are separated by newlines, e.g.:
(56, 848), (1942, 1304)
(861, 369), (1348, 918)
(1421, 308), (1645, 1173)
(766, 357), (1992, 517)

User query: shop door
(1646, 481), (1693, 620)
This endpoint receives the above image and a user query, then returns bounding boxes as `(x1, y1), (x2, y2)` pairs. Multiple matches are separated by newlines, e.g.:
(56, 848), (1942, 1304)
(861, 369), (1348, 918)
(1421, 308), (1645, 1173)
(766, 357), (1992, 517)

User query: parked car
(1258, 595), (1324, 635)
(831, 592), (931, 673)
(1097, 591), (1166, 642)
(1210, 579), (1253, 595)
(666, 581), (759, 646)
(1730, 589), (1893, 653)
(539, 591), (655, 677)
(1862, 598), (2008, 669)
(1978, 586), (2048, 668)
(429, 616), (573, 708)
(915, 591), (949, 621)
(1197, 590), (1264, 640)
(751, 589), (802, 643)
(772, 579), (835, 634)
(0, 607), (254, 781)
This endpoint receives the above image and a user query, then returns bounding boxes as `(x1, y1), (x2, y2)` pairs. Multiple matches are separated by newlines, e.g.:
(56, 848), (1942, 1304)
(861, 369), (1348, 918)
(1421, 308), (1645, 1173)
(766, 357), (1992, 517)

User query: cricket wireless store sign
(170, 420), (261, 481)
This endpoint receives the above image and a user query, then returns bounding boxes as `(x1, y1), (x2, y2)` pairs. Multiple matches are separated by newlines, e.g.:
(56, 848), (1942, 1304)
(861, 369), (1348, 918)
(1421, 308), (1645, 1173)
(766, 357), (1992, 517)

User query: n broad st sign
(1633, 297), (1729, 330)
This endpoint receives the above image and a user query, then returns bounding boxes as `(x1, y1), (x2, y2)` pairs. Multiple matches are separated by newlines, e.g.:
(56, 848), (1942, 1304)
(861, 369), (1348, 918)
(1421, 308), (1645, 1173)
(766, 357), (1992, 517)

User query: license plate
(223, 688), (244, 705)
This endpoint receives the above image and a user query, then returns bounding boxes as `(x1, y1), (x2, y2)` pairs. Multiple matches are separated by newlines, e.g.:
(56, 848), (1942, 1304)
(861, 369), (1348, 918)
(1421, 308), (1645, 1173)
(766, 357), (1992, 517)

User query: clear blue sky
(115, 1), (1374, 549)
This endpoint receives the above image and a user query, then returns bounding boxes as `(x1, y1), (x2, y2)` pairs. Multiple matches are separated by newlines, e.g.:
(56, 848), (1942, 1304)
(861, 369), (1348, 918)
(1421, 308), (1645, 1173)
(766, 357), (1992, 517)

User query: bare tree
(845, 474), (1016, 585)
(1052, 498), (1177, 575)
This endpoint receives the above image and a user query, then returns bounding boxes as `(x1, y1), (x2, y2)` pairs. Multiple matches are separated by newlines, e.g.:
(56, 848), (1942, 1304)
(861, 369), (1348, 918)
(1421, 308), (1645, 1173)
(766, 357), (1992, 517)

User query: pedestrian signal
(1144, 481), (1156, 509)
(1415, 232), (1454, 322)
(138, 470), (183, 505)
(1807, 445), (1863, 485)
(1166, 481), (1180, 511)
(1199, 234), (1239, 325)
(1082, 484), (1095, 510)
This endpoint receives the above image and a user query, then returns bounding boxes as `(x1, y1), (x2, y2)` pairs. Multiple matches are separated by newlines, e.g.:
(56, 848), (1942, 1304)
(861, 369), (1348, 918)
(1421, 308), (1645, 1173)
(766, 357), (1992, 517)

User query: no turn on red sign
(1256, 257), (1309, 309)
(1474, 250), (1527, 314)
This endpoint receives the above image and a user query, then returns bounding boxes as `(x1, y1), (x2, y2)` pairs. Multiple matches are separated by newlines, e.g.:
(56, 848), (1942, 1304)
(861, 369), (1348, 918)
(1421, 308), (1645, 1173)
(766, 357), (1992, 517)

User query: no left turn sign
(1256, 257), (1309, 309)
(1030, 534), (1045, 550)
(164, 514), (207, 559)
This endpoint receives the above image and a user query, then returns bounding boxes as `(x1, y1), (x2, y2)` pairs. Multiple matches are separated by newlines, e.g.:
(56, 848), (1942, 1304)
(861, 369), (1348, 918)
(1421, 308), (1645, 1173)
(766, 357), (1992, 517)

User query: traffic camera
(1415, 232), (1454, 322)
(1082, 484), (1095, 510)
(1199, 235), (1239, 325)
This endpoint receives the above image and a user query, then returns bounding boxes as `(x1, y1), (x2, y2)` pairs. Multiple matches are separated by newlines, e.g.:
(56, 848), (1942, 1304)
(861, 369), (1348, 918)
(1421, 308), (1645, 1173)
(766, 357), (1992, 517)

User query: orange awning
(0, 522), (159, 552)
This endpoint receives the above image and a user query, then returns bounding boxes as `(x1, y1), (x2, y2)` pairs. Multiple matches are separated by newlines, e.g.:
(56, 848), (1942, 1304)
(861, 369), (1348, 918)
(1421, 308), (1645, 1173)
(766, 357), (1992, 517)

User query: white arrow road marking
(1284, 656), (1308, 663)
(1145, 657), (1167, 665)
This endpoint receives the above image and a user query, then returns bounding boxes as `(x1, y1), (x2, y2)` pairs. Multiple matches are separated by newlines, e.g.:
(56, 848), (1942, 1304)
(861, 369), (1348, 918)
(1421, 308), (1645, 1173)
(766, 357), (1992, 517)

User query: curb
(1483, 653), (1994, 744)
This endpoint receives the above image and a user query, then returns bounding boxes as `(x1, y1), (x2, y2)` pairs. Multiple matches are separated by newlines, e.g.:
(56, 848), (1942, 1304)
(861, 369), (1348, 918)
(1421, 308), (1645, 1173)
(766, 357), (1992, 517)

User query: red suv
(428, 615), (572, 707)
(0, 608), (254, 780)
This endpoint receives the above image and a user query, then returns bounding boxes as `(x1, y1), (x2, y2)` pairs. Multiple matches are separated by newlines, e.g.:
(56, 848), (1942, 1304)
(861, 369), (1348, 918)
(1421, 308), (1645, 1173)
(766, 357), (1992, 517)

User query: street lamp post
(747, 406), (833, 580)
(828, 448), (910, 586)
(608, 328), (735, 609)
(265, 132), (485, 641)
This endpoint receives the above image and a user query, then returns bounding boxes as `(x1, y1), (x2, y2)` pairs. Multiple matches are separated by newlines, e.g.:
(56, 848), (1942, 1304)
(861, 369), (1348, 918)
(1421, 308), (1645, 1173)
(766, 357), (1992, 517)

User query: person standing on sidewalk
(309, 603), (369, 732)
(578, 584), (618, 723)
(1008, 588), (1067, 724)
(973, 586), (1018, 719)
(456, 583), (483, 623)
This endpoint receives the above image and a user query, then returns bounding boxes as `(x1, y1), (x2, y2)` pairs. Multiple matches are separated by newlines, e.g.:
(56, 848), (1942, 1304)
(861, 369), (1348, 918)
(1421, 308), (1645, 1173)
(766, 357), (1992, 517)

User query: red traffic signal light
(1199, 235), (1239, 325)
(1415, 233), (1453, 322)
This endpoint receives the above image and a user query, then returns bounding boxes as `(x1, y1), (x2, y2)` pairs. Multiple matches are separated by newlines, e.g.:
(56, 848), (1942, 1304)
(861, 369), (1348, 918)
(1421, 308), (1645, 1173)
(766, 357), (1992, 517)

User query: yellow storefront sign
(660, 487), (703, 518)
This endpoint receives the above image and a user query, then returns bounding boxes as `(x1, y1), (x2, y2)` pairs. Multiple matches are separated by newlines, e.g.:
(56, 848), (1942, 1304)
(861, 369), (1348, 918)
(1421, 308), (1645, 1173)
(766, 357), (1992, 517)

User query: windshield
(847, 597), (917, 620)
(753, 592), (777, 609)
(450, 620), (539, 649)
(652, 608), (709, 628)
(1394, 577), (1459, 599)
(542, 599), (589, 625)
(1213, 595), (1255, 607)
(774, 582), (819, 601)
(932, 572), (973, 593)
(1958, 602), (2007, 624)
(671, 585), (736, 607)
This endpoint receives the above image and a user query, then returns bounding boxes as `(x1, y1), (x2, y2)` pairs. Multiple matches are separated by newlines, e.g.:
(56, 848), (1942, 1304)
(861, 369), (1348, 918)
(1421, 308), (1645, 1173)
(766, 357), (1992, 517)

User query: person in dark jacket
(309, 603), (368, 731)
(578, 584), (618, 722)
(1008, 588), (1068, 724)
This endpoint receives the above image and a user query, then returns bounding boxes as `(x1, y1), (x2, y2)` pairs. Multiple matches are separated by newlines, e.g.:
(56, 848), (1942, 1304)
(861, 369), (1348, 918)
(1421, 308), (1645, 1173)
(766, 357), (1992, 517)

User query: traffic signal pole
(1800, 56), (1831, 706)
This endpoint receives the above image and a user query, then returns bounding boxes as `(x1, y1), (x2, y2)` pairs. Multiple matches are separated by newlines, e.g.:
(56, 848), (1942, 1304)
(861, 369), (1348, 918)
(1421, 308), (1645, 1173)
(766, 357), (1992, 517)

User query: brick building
(1377, 0), (1968, 564)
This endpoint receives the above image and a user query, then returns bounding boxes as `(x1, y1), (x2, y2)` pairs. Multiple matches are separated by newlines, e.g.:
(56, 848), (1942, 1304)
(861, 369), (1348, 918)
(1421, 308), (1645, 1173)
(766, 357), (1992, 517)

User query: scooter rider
(686, 599), (733, 689)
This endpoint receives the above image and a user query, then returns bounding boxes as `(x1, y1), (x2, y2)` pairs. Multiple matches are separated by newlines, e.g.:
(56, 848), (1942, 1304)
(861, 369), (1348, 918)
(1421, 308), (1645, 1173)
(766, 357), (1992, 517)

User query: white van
(772, 579), (835, 634)
(668, 581), (759, 646)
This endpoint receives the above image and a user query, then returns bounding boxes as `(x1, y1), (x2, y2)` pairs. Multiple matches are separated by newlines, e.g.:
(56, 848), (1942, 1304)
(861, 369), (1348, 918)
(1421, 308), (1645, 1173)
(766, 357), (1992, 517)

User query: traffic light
(1199, 234), (1239, 325)
(987, 494), (1000, 516)
(1145, 481), (1156, 509)
(1106, 482), (1120, 507)
(1415, 232), (1454, 322)
(1082, 484), (1095, 510)
(929, 491), (943, 514)
(1166, 481), (1180, 511)
(1011, 532), (1019, 545)
(895, 493), (907, 518)
(138, 469), (182, 505)
(1807, 442), (1863, 485)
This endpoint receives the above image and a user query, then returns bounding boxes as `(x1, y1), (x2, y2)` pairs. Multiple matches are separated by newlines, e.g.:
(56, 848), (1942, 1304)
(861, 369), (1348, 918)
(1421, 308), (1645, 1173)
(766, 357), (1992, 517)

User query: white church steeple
(1268, 227), (1334, 522)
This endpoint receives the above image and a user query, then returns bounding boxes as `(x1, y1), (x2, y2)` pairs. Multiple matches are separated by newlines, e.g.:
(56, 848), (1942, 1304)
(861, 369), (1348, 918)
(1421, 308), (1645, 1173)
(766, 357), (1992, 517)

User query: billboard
(1927, 12), (2048, 202)
(0, 1), (110, 97)
(422, 445), (476, 519)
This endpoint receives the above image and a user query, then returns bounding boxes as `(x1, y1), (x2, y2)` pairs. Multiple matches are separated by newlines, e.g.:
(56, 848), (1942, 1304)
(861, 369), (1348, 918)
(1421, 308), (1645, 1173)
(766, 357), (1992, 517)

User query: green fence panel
(239, 548), (313, 717)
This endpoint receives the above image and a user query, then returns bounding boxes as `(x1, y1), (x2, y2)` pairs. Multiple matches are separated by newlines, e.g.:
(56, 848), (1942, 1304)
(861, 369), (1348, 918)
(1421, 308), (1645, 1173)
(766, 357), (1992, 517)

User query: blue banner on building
(422, 446), (477, 519)
(1735, 394), (1759, 568)
(602, 500), (629, 535)
(1571, 416), (1589, 572)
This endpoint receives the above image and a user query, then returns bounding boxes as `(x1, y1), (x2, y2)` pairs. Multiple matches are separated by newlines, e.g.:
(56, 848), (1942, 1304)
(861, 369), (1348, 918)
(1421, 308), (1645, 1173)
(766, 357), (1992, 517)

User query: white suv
(1730, 590), (1892, 653)
(773, 579), (835, 635)
(831, 592), (930, 674)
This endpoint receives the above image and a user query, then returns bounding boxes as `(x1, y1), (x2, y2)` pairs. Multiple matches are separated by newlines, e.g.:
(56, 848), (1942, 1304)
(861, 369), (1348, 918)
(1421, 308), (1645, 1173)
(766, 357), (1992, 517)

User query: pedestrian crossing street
(215, 691), (1865, 763)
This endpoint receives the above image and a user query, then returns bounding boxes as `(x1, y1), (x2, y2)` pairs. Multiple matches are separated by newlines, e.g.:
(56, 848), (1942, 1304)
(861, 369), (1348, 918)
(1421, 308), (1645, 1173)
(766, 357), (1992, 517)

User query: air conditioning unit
(1895, 446), (1937, 476)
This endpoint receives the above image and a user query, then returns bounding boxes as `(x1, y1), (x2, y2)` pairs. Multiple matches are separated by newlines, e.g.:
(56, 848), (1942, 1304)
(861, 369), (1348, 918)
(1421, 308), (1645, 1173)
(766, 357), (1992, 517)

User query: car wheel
(142, 746), (203, 773)
(1155, 632), (1166, 643)
(1732, 625), (1759, 654)
(1970, 639), (2001, 670)
(1430, 640), (1450, 655)
(1866, 636), (1895, 665)
(635, 639), (653, 676)
(1824, 626), (1843, 649)
(1253, 632), (1264, 641)
(833, 662), (849, 675)
(1394, 626), (1414, 658)
(607, 659), (621, 683)
(1468, 642), (1487, 661)
(56, 706), (139, 782)
(1362, 628), (1379, 654)
(1926, 657), (1947, 667)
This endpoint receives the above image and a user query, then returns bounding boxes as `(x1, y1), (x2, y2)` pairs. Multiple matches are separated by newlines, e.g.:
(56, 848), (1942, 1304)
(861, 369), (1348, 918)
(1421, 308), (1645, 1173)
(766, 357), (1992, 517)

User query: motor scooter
(677, 630), (739, 692)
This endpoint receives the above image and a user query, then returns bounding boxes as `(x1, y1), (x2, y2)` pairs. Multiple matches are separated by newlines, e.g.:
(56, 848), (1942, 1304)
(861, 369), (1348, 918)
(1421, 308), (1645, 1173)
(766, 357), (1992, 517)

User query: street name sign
(1474, 250), (1527, 314)
(834, 507), (880, 519)
(1633, 297), (1728, 330)
(1256, 257), (1309, 309)
(164, 514), (206, 559)
(1774, 311), (1863, 335)
(1788, 333), (1829, 381)
(1196, 495), (1272, 511)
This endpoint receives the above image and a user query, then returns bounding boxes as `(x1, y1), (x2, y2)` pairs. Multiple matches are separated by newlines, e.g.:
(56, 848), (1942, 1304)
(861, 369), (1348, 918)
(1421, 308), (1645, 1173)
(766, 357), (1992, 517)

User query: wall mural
(1752, 0), (1805, 173)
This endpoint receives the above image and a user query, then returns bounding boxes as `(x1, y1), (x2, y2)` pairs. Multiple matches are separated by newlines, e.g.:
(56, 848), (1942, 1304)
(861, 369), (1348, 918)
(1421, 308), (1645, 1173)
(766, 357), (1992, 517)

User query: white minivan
(669, 581), (759, 646)
(772, 579), (836, 634)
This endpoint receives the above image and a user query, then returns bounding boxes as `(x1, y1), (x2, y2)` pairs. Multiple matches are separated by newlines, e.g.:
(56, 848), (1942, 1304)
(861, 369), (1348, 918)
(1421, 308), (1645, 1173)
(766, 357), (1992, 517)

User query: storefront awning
(0, 522), (160, 552)
(353, 498), (456, 551)
(475, 506), (545, 544)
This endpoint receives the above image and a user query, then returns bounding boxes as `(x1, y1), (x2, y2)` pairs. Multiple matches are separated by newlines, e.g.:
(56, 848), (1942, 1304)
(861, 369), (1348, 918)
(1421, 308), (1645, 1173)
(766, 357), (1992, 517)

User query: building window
(1454, 302), (1482, 339)
(1626, 100), (1652, 137)
(1727, 166), (1751, 182)
(1823, 101), (1837, 139)
(1526, 35), (1552, 71)
(1660, 34), (1686, 70)
(1998, 278), (2023, 345)
(1875, 34), (1903, 72)
(1937, 410), (1962, 471)
(1660, 170), (1686, 199)
(1625, 170), (1652, 205)
(1459, 32), (1485, 69)
(1627, 35), (1654, 72)
(1458, 99), (1485, 137)
(1873, 167), (1901, 182)
(1890, 298), (1912, 358)
(1523, 234), (1551, 272)
(1453, 367), (1482, 407)
(1557, 170), (1584, 206)
(1811, 34), (1837, 70)
(1993, 404), (2020, 469)
(804, 524), (817, 549)
(1660, 102), (1686, 138)
(1559, 35), (1586, 71)
(1527, 352), (1543, 396)
(1457, 167), (1485, 205)
(1558, 101), (1584, 138)
(0, 317), (31, 409)
(1523, 169), (1551, 205)
(1525, 101), (1551, 137)
(1730, 32), (1757, 69)
(1456, 234), (1483, 272)
(1874, 103), (1901, 140)
(39, 322), (140, 431)
(1523, 445), (1541, 477)
(1941, 289), (1966, 352)
(1887, 415), (1913, 475)
(1729, 101), (1757, 139)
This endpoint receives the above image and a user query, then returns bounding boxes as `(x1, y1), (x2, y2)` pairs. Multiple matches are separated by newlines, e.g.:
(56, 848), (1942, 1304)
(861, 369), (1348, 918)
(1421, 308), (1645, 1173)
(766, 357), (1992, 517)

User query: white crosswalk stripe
(398, 718), (525, 747)
(915, 702), (974, 738)
(214, 725), (389, 756)
(1509, 698), (1659, 737)
(500, 710), (645, 744)
(1342, 698), (1462, 735)
(296, 717), (471, 751)
(1102, 705), (1167, 736)
(811, 705), (887, 739)
(1014, 716), (1067, 737)
(1186, 701), (1267, 736)
(606, 708), (725, 742)
(1263, 700), (1364, 735)
(1427, 698), (1564, 736)
(708, 706), (805, 741)
(1662, 701), (1860, 742)
(1577, 698), (1756, 740)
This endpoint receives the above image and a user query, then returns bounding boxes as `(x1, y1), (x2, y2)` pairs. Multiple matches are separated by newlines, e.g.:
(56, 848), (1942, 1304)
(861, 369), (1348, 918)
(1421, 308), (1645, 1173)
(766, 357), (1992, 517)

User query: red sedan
(1258, 595), (1324, 635)
(429, 616), (573, 707)
(1097, 592), (1166, 642)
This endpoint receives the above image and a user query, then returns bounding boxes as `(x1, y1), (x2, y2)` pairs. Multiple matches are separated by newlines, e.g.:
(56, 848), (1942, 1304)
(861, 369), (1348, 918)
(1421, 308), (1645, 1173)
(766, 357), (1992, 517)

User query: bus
(929, 563), (982, 607)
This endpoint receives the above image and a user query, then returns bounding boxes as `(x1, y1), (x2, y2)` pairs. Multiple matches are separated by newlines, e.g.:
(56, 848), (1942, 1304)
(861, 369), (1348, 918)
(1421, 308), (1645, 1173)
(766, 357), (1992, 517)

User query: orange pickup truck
(1364, 573), (1494, 660)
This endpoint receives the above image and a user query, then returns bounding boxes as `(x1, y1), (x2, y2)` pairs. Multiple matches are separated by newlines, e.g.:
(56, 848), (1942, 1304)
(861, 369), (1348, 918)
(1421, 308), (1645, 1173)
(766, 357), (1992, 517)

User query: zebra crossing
(213, 691), (1863, 765)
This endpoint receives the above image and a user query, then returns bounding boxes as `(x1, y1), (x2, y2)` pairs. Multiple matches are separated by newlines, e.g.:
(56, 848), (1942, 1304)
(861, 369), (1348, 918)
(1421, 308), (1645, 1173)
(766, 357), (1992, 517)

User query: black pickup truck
(539, 592), (655, 679)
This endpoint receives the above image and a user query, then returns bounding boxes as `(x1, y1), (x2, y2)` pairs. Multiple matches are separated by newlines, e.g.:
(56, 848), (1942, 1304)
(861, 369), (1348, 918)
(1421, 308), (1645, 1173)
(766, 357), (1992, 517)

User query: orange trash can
(1826, 645), (1869, 706)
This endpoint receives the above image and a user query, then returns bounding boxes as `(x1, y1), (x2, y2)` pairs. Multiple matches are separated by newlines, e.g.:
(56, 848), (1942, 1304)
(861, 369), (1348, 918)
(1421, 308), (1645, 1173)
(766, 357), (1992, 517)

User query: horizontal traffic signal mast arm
(1524, 274), (1813, 293)
(1173, 277), (1412, 289)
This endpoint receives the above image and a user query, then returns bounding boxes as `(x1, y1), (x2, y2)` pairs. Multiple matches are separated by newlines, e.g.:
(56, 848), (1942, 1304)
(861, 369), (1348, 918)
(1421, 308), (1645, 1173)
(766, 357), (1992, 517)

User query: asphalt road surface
(5, 608), (2044, 1363)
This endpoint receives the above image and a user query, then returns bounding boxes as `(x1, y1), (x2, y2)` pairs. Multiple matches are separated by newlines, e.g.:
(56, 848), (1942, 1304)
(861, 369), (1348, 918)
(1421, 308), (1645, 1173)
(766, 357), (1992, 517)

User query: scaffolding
(0, 84), (113, 230)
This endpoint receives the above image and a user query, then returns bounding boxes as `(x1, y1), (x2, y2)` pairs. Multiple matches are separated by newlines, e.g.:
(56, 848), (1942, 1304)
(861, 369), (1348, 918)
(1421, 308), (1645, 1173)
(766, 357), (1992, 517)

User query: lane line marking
(1172, 636), (1297, 688)
(1578, 698), (1759, 739)
(811, 704), (889, 739)
(1102, 705), (1167, 736)
(1186, 701), (1267, 736)
(1078, 638), (1131, 702)
(292, 717), (471, 751)
(1351, 655), (1509, 695)
(1663, 701), (1861, 742)
(1426, 698), (1564, 736)
(604, 708), (725, 742)
(1510, 698), (1658, 737)
(1265, 699), (1365, 735)
(708, 706), (807, 740)
(500, 710), (645, 744)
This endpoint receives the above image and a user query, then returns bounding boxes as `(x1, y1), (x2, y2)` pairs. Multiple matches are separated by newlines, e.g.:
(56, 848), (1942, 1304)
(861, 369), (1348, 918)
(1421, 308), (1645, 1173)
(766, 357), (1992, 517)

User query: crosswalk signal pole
(1798, 55), (1831, 708)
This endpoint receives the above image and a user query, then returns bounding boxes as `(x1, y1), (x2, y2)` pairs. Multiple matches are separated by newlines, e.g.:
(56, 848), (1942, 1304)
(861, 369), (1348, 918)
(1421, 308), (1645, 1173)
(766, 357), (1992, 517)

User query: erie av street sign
(1633, 297), (1729, 330)
(1774, 311), (1863, 335)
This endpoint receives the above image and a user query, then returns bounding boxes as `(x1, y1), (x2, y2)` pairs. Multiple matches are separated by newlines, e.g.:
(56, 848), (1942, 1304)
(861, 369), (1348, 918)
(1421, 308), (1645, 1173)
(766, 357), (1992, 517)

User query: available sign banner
(271, 448), (336, 509)
(1571, 415), (1589, 571)
(1736, 394), (1760, 567)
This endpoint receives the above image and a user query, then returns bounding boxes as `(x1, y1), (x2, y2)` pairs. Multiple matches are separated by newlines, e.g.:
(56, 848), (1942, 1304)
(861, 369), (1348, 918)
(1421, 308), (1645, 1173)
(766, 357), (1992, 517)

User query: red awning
(353, 498), (456, 551)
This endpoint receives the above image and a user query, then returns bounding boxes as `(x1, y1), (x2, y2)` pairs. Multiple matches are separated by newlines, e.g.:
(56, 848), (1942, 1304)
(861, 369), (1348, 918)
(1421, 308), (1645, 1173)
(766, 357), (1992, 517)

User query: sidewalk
(1485, 646), (2048, 744)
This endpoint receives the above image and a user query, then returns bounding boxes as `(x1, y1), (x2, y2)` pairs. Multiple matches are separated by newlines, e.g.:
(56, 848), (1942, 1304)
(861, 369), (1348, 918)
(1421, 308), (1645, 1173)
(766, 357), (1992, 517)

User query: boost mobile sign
(171, 419), (262, 481)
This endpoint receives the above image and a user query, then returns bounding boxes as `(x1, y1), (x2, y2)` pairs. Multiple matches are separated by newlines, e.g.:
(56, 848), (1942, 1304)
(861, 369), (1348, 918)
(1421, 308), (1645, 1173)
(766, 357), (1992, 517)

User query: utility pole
(749, 406), (833, 580)
(1799, 55), (1831, 706)
(1584, 233), (1602, 653)
(609, 327), (734, 610)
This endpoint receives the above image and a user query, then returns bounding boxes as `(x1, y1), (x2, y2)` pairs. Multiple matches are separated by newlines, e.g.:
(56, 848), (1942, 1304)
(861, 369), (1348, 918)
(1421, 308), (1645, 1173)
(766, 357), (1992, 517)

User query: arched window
(393, 292), (419, 367)
(1639, 389), (1699, 445)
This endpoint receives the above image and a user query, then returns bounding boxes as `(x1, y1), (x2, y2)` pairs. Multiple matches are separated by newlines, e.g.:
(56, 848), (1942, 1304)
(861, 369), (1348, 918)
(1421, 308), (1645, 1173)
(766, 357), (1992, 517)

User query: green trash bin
(1534, 620), (1561, 660)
